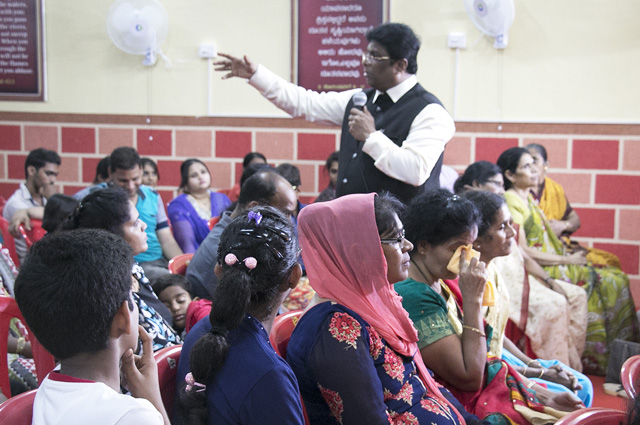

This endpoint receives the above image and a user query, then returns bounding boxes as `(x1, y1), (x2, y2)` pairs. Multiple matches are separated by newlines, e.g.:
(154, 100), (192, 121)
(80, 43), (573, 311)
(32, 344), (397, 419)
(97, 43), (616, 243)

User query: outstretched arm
(213, 53), (258, 80)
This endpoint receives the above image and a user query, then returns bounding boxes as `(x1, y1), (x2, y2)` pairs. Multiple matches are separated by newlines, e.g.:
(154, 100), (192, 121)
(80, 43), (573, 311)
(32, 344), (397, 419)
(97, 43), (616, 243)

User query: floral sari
(505, 191), (638, 375)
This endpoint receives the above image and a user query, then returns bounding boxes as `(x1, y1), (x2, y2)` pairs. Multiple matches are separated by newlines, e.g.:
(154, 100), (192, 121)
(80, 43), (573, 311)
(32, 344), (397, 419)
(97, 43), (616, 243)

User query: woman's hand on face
(458, 250), (488, 303)
(543, 365), (582, 392)
(565, 251), (587, 266)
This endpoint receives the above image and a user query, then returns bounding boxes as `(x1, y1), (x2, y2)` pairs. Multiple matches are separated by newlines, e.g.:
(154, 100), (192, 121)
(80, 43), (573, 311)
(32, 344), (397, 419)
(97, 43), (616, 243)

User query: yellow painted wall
(1, 0), (638, 122)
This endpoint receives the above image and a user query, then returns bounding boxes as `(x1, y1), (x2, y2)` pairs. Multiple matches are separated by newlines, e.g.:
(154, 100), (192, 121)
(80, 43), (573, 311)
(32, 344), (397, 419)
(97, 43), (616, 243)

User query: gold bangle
(526, 359), (538, 367)
(522, 365), (528, 376)
(16, 337), (26, 355)
(462, 325), (486, 337)
(527, 380), (536, 389)
(538, 369), (545, 379)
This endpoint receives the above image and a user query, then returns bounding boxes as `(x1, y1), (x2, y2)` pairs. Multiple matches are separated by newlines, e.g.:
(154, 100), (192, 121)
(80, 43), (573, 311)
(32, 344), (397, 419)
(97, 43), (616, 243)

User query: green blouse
(395, 278), (455, 349)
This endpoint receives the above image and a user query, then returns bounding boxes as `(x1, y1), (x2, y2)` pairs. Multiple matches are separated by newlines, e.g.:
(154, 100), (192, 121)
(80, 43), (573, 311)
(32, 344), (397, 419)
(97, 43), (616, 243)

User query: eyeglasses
(485, 179), (504, 188)
(362, 53), (391, 63)
(381, 228), (406, 245)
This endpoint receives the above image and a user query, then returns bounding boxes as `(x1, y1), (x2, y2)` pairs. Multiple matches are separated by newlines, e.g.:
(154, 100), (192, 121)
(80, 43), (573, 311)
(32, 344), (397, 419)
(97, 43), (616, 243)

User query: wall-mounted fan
(107, 0), (169, 66)
(463, 0), (515, 49)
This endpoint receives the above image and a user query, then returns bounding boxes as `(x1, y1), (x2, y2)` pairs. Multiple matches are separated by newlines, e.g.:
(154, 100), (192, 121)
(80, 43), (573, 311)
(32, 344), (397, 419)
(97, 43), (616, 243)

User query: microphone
(352, 91), (367, 110)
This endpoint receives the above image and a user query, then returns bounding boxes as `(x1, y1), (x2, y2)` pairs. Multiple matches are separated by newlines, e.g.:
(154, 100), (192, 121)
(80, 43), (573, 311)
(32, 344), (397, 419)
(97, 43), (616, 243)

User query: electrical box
(198, 43), (217, 59)
(447, 32), (467, 49)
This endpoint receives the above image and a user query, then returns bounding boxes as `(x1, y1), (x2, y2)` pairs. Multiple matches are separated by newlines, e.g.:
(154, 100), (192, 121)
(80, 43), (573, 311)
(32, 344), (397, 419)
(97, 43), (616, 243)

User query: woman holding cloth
(395, 190), (583, 424)
(288, 192), (488, 425)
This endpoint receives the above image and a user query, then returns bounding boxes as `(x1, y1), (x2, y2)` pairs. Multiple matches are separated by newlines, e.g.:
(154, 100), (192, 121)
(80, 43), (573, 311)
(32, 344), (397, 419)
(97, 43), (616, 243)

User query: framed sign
(294, 0), (387, 92)
(0, 0), (46, 101)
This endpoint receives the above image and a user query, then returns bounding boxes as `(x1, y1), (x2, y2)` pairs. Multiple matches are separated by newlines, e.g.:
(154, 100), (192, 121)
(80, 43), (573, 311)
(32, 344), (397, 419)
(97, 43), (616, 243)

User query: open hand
(213, 52), (257, 80)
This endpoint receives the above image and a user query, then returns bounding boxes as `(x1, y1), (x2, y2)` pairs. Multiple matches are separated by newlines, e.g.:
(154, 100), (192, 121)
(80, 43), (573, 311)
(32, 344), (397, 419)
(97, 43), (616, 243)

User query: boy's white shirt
(32, 373), (163, 425)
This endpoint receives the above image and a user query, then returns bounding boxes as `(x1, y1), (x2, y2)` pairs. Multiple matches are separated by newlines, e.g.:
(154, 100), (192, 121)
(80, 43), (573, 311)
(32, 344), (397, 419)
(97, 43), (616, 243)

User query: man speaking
(215, 23), (455, 204)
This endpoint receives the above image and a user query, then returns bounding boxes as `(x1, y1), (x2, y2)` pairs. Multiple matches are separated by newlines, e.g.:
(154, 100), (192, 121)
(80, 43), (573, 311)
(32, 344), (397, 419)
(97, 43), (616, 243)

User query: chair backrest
(554, 407), (628, 425)
(0, 388), (36, 424)
(269, 310), (303, 359)
(17, 219), (46, 249)
(208, 216), (220, 230)
(621, 354), (640, 399)
(0, 297), (56, 397)
(168, 253), (194, 275)
(0, 217), (19, 267)
(154, 345), (182, 420)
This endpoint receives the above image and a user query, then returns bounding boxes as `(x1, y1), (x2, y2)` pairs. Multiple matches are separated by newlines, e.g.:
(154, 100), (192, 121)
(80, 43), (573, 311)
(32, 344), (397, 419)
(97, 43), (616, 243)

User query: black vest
(335, 83), (444, 205)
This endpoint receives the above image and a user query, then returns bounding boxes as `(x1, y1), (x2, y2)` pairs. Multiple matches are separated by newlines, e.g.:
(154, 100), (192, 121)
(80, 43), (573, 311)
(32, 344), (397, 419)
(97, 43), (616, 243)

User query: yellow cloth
(538, 177), (567, 221)
(538, 177), (621, 269)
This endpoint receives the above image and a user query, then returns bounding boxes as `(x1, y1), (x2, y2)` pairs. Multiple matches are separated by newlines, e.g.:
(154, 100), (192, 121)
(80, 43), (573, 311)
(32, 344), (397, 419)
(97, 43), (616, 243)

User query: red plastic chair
(0, 217), (20, 267)
(208, 216), (220, 230)
(0, 388), (36, 424)
(268, 310), (310, 425)
(0, 297), (56, 398)
(168, 253), (194, 275)
(621, 354), (640, 399)
(554, 407), (628, 425)
(154, 345), (182, 420)
(17, 219), (46, 249)
(269, 310), (303, 359)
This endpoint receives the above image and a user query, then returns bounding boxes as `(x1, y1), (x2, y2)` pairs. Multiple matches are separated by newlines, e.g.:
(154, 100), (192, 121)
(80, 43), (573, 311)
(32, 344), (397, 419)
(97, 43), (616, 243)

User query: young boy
(14, 229), (170, 425)
(152, 274), (210, 334)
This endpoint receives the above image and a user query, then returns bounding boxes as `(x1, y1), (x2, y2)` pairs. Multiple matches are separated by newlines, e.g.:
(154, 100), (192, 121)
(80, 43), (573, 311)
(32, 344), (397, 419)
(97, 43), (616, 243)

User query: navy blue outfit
(176, 315), (304, 425)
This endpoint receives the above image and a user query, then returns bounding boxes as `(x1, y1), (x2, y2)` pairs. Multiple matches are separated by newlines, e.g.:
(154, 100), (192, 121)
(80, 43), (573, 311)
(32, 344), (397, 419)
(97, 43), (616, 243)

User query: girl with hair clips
(455, 161), (588, 373)
(498, 147), (638, 375)
(288, 192), (489, 425)
(62, 186), (180, 352)
(175, 206), (304, 425)
(168, 159), (231, 253)
(396, 190), (583, 425)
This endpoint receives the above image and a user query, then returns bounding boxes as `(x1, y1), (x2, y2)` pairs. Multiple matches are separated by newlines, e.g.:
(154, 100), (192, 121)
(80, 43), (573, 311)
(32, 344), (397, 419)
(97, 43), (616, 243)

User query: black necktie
(374, 93), (393, 113)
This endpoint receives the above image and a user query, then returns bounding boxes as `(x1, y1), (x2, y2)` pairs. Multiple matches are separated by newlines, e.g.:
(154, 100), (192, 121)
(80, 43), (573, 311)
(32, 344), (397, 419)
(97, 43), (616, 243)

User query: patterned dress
(286, 302), (470, 425)
(505, 191), (638, 374)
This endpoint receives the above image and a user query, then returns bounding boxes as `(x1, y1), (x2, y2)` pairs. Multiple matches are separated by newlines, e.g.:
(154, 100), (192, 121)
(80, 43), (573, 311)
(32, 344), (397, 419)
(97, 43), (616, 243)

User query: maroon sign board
(294, 0), (386, 92)
(0, 0), (45, 101)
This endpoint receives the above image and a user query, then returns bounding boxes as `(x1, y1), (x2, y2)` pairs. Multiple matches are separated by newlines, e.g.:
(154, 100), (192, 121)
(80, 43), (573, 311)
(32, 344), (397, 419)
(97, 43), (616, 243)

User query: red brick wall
(1, 113), (639, 301)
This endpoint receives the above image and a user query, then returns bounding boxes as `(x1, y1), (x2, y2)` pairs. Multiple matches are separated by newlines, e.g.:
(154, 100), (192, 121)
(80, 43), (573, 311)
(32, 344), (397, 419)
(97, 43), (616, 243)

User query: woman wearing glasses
(287, 192), (490, 425)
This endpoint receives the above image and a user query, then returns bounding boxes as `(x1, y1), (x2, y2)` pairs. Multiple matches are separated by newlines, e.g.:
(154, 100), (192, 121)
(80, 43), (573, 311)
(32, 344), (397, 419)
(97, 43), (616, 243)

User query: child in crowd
(152, 274), (211, 335)
(14, 229), (170, 425)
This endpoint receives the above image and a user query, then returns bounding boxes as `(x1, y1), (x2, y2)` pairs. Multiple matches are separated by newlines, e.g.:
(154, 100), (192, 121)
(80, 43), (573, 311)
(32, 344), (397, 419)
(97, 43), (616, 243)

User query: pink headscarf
(298, 193), (465, 424)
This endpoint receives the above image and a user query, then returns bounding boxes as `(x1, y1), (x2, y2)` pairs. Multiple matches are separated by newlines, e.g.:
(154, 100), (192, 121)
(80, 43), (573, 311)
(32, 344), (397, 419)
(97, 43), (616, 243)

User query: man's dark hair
(367, 23), (421, 74)
(153, 273), (193, 298)
(237, 170), (283, 209)
(24, 148), (61, 179)
(93, 156), (111, 184)
(275, 163), (301, 187)
(239, 163), (275, 187)
(109, 147), (142, 173)
(14, 229), (134, 360)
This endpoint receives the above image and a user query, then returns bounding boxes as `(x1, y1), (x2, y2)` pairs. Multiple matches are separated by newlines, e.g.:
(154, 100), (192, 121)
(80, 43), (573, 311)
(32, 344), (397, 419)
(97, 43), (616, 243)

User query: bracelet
(538, 368), (545, 379)
(462, 325), (486, 337)
(544, 277), (554, 287)
(16, 337), (26, 355)
(522, 365), (528, 376)
(527, 380), (536, 389)
(526, 359), (538, 367)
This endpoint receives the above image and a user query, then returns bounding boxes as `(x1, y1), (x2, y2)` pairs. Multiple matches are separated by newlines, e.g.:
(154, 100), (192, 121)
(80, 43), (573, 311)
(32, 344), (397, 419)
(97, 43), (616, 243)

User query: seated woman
(176, 206), (304, 425)
(141, 157), (159, 188)
(498, 147), (638, 374)
(455, 161), (588, 371)
(288, 192), (487, 425)
(396, 190), (583, 424)
(526, 143), (621, 269)
(62, 187), (180, 352)
(168, 159), (232, 253)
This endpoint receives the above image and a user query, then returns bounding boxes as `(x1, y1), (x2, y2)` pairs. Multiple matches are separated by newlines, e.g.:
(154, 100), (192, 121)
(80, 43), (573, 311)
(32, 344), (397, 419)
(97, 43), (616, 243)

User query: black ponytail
(178, 205), (299, 425)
